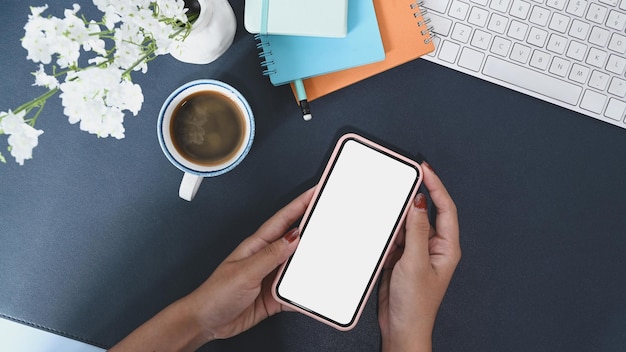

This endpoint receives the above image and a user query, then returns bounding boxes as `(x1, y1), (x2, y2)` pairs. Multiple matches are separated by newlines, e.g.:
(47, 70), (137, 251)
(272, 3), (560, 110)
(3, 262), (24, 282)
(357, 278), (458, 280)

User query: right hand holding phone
(378, 163), (461, 352)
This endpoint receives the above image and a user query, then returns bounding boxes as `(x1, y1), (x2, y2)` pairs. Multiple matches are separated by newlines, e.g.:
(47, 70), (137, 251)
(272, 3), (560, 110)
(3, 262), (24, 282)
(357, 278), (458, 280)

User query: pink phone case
(272, 133), (423, 331)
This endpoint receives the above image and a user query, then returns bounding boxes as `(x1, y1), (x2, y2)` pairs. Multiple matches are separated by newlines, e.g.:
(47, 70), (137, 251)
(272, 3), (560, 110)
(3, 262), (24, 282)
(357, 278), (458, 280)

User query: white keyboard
(421, 0), (626, 129)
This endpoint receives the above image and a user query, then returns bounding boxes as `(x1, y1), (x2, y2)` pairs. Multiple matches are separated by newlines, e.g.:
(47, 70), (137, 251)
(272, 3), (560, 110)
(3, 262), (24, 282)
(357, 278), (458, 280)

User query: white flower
(33, 64), (59, 89)
(84, 21), (107, 56)
(113, 22), (148, 72)
(106, 80), (144, 116)
(29, 4), (49, 17)
(63, 4), (90, 44)
(58, 66), (143, 139)
(78, 100), (126, 139)
(156, 0), (188, 23)
(22, 10), (57, 64)
(0, 110), (44, 165)
(22, 5), (84, 68)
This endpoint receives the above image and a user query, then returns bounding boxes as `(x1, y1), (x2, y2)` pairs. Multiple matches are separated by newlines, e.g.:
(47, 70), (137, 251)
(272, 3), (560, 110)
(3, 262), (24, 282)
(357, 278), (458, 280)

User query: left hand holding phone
(109, 187), (315, 352)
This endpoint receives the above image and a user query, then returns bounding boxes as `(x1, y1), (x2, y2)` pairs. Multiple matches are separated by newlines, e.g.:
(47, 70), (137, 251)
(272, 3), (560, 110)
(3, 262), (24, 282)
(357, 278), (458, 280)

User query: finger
(382, 242), (402, 269)
(401, 193), (432, 269)
(421, 163), (461, 270)
(378, 268), (391, 309)
(231, 187), (315, 260)
(421, 163), (460, 248)
(239, 228), (300, 284)
(254, 187), (315, 242)
(394, 222), (406, 248)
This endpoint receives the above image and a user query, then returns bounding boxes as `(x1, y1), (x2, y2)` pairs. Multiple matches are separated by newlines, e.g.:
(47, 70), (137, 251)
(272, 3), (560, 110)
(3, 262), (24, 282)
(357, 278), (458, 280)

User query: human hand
(109, 188), (314, 352)
(378, 163), (461, 352)
(183, 187), (314, 342)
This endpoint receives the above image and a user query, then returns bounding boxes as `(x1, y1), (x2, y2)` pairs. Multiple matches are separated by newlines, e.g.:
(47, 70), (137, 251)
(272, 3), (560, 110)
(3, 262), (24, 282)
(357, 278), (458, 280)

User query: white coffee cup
(158, 79), (254, 201)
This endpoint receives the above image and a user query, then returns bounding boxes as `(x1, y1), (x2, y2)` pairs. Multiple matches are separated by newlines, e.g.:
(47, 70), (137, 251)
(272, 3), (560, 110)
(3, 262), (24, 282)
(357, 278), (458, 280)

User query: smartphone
(272, 133), (423, 330)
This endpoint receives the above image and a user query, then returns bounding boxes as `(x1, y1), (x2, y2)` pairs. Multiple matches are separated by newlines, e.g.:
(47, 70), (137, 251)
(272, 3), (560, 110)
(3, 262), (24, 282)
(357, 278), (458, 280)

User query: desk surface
(2, 0), (626, 351)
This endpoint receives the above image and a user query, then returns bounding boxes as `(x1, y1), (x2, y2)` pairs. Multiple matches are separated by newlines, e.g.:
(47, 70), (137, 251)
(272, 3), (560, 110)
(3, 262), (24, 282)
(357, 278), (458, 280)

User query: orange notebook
(291, 0), (434, 101)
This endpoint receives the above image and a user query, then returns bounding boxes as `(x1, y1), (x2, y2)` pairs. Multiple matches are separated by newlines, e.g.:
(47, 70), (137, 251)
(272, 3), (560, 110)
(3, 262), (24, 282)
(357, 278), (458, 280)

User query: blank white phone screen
(276, 138), (419, 327)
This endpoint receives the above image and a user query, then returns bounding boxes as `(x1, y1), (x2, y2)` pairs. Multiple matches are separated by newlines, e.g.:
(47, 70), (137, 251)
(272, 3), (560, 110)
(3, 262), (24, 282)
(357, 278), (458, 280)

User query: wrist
(108, 298), (209, 352)
(174, 296), (215, 347)
(382, 336), (432, 352)
(381, 325), (433, 352)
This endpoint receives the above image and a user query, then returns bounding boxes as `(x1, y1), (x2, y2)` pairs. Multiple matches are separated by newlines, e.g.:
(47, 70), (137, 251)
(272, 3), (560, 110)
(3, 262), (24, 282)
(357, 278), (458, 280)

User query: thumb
(402, 193), (431, 269)
(241, 228), (300, 283)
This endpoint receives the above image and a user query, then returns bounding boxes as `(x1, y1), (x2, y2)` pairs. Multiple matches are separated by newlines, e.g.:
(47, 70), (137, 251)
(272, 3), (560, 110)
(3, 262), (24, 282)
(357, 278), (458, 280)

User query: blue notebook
(256, 0), (385, 87)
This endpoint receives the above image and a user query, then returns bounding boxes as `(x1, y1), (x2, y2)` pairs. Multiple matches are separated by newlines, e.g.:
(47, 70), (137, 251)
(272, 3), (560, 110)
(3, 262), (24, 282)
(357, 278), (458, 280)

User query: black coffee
(171, 91), (246, 166)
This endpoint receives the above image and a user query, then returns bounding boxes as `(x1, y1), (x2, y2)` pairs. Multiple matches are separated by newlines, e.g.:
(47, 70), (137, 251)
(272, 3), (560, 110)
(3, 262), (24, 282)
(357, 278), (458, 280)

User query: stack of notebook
(245, 0), (435, 118)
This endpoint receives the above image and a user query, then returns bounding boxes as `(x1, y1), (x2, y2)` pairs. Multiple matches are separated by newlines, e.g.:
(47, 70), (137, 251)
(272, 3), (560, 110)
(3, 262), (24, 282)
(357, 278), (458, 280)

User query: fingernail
(422, 161), (434, 173)
(283, 228), (300, 243)
(414, 193), (427, 210)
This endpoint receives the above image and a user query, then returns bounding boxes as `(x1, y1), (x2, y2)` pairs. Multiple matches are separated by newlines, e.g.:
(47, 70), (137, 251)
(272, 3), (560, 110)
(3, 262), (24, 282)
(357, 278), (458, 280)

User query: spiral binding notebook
(290, 0), (435, 102)
(255, 0), (385, 87)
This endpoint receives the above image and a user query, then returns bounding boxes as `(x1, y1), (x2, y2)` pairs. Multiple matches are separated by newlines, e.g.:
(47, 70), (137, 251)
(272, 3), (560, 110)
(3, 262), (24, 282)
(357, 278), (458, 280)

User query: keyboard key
(490, 0), (512, 13)
(471, 0), (490, 6)
(510, 43), (532, 63)
(608, 33), (626, 54)
(620, 0), (626, 10)
(589, 70), (610, 90)
(580, 89), (607, 113)
(549, 56), (571, 76)
(608, 77), (626, 98)
(471, 29), (493, 49)
(546, 0), (567, 10)
(530, 6), (551, 26)
(566, 40), (588, 61)
(527, 27), (549, 47)
(488, 13), (509, 33)
(482, 56), (582, 104)
(549, 12), (570, 32)
(586, 47), (608, 68)
(547, 33), (568, 54)
(586, 3), (608, 24)
(606, 54), (626, 75)
(566, 0), (588, 17)
(427, 36), (441, 57)
(429, 12), (454, 36)
(569, 63), (591, 84)
(599, 0), (618, 6)
(569, 19), (590, 40)
(604, 98), (626, 121)
(449, 0), (470, 20)
(510, 0), (532, 19)
(589, 26), (610, 46)
(452, 22), (473, 43)
(606, 10), (626, 31)
(508, 20), (529, 40)
(491, 36), (512, 56)
(530, 49), (551, 70)
(423, 0), (451, 13)
(438, 40), (461, 63)
(459, 47), (485, 71)
(468, 7), (490, 26)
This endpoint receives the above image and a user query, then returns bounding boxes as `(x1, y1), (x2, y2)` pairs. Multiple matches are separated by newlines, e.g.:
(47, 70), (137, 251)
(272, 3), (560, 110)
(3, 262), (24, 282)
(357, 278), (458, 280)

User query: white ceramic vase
(170, 0), (237, 64)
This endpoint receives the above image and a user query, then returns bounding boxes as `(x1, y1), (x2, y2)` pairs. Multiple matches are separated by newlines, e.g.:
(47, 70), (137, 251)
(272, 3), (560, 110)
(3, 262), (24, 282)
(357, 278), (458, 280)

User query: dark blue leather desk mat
(1, 0), (625, 351)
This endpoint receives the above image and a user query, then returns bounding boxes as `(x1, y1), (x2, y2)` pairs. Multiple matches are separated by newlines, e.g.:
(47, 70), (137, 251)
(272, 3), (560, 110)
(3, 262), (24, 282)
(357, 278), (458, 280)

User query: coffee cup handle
(179, 172), (203, 201)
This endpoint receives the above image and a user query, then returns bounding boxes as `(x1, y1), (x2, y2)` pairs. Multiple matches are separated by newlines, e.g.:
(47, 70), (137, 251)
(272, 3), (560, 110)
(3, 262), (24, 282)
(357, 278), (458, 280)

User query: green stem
(122, 51), (155, 76)
(13, 88), (59, 115)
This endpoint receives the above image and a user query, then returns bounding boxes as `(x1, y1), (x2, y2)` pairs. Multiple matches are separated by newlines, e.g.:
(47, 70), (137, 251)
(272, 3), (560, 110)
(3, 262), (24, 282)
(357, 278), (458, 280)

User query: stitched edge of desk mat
(0, 313), (106, 349)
